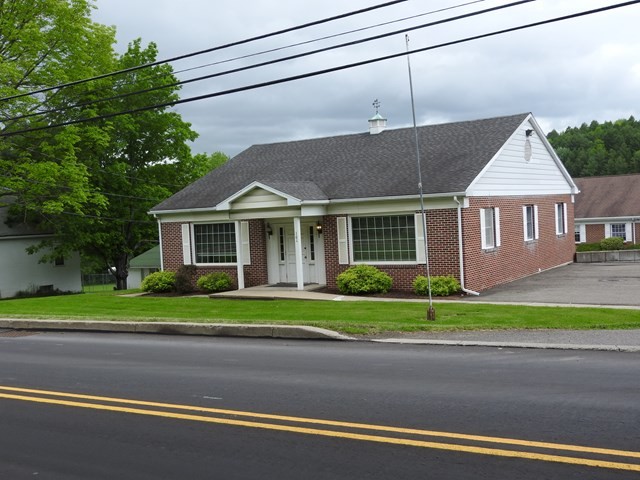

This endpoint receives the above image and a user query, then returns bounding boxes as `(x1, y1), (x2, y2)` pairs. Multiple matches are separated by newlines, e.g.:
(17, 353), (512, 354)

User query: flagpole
(405, 34), (435, 321)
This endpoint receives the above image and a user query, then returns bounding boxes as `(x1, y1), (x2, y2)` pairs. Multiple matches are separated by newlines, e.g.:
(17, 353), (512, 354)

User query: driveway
(462, 262), (640, 307)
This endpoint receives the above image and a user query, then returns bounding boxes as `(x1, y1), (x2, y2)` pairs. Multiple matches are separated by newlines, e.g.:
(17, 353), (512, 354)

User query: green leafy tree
(548, 116), (640, 177)
(0, 0), (115, 216)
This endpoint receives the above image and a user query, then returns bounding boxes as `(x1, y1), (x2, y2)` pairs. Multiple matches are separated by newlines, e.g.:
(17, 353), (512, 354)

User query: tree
(1, 0), (115, 216)
(547, 116), (640, 177)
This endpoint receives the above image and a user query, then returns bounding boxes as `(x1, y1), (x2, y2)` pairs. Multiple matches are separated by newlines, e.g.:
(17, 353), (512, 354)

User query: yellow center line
(1, 386), (639, 472)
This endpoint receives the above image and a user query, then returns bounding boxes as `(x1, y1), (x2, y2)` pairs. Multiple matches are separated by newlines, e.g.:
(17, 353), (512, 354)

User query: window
(555, 203), (567, 235)
(54, 256), (65, 266)
(308, 226), (316, 261)
(194, 223), (237, 263)
(574, 225), (582, 243)
(351, 215), (416, 262)
(523, 205), (538, 241)
(610, 223), (627, 240)
(480, 207), (500, 250)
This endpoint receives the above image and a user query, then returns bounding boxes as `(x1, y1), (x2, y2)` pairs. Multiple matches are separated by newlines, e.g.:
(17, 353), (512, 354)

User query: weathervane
(372, 99), (381, 115)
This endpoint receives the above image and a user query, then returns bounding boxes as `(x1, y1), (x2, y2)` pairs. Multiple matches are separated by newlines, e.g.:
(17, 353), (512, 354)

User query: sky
(91, 0), (640, 157)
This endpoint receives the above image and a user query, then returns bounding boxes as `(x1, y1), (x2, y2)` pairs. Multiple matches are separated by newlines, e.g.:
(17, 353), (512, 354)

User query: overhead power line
(1, 0), (533, 125)
(4, 0), (493, 123)
(0, 0), (409, 103)
(2, 0), (638, 139)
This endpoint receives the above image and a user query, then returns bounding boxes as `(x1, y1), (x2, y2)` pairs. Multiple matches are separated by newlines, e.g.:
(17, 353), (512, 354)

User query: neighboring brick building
(151, 113), (578, 294)
(574, 174), (640, 245)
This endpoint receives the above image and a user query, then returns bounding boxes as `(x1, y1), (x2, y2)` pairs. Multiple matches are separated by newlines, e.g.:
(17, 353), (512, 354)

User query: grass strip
(1, 291), (639, 335)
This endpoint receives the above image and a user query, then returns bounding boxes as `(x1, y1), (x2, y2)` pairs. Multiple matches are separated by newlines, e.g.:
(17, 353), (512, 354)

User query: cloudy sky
(91, 0), (640, 157)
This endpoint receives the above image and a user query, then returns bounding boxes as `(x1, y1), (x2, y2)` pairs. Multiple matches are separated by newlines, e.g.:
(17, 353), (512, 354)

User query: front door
(270, 222), (324, 285)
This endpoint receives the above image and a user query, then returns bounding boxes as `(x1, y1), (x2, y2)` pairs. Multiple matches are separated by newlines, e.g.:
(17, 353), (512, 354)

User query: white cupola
(368, 99), (387, 135)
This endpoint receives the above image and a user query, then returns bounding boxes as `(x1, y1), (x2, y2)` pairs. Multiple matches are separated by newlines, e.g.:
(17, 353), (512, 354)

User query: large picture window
(194, 223), (237, 263)
(351, 215), (416, 262)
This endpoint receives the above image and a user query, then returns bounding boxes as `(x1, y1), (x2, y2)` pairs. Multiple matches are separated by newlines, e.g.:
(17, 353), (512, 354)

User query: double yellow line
(1, 385), (639, 472)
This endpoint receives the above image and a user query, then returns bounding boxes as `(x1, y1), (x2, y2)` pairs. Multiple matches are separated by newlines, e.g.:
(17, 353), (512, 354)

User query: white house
(0, 206), (82, 298)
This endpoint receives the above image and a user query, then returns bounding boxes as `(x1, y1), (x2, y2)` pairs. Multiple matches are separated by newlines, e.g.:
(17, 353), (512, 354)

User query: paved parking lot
(463, 262), (640, 307)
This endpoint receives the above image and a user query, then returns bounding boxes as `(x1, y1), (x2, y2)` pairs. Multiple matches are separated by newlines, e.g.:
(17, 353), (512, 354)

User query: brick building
(150, 113), (578, 294)
(574, 174), (640, 245)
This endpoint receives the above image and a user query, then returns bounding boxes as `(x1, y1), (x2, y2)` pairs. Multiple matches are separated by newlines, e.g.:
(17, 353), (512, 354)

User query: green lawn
(1, 291), (639, 335)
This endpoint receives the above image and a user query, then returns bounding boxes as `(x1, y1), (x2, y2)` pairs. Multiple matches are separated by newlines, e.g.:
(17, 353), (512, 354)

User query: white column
(235, 220), (245, 290)
(293, 217), (304, 291)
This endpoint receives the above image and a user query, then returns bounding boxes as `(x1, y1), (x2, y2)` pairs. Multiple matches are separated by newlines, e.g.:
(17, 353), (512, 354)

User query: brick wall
(160, 220), (268, 289)
(462, 195), (575, 292)
(585, 224), (605, 244)
(323, 210), (461, 292)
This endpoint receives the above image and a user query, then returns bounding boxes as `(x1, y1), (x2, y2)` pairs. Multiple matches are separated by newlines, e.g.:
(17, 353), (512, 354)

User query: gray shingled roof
(574, 174), (640, 218)
(152, 113), (530, 212)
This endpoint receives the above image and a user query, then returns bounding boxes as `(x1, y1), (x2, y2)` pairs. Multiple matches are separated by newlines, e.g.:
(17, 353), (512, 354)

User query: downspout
(454, 196), (480, 296)
(156, 217), (164, 271)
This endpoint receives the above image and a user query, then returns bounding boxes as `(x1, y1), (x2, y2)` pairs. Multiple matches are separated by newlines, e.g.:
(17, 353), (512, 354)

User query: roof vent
(368, 99), (386, 135)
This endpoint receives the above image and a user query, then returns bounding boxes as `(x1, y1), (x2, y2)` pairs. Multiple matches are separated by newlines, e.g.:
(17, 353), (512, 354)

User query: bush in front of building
(196, 272), (233, 293)
(599, 237), (625, 251)
(141, 271), (176, 293)
(413, 275), (461, 297)
(336, 265), (393, 295)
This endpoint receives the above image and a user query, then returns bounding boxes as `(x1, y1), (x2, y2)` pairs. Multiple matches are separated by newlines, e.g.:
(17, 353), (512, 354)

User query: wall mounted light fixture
(525, 129), (534, 137)
(316, 222), (323, 235)
(266, 223), (273, 237)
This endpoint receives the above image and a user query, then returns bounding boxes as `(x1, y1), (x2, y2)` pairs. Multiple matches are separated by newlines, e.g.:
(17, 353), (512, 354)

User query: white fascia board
(328, 192), (466, 204)
(576, 216), (640, 223)
(150, 206), (218, 217)
(216, 181), (301, 210)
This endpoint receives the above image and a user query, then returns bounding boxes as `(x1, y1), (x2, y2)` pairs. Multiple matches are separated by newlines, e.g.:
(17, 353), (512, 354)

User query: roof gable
(152, 113), (532, 213)
(574, 174), (640, 219)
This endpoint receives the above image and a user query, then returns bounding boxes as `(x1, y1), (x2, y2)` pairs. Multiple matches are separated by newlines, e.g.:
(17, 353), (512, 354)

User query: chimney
(368, 113), (387, 135)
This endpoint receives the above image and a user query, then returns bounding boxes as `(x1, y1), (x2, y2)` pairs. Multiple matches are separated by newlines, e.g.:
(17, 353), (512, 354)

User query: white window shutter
(563, 203), (568, 234)
(495, 207), (501, 247)
(605, 223), (611, 238)
(181, 224), (192, 265)
(415, 213), (426, 264)
(534, 205), (540, 239)
(579, 224), (586, 243)
(480, 208), (487, 249)
(337, 217), (348, 264)
(625, 223), (632, 242)
(522, 206), (528, 240)
(241, 221), (251, 265)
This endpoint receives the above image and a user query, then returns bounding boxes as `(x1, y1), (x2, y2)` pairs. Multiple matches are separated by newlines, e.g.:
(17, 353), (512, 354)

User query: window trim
(348, 214), (419, 265)
(523, 204), (539, 242)
(555, 202), (568, 236)
(193, 222), (237, 265)
(606, 222), (631, 242)
(480, 207), (500, 250)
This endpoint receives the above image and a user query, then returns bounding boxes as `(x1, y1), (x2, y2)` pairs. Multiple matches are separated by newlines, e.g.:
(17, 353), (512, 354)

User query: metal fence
(82, 273), (115, 292)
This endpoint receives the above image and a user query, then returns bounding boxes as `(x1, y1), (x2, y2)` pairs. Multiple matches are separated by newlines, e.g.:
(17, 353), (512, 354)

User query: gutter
(453, 196), (480, 296)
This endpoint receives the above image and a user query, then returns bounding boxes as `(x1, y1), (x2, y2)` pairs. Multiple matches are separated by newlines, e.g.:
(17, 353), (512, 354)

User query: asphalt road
(1, 332), (639, 479)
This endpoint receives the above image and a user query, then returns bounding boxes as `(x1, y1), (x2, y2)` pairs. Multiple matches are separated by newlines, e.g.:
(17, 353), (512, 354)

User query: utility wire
(4, 0), (491, 123)
(2, 0), (637, 139)
(1, 0), (532, 125)
(0, 0), (409, 103)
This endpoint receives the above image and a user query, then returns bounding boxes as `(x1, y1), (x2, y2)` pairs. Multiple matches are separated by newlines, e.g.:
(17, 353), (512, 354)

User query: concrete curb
(0, 319), (354, 341)
(371, 338), (640, 352)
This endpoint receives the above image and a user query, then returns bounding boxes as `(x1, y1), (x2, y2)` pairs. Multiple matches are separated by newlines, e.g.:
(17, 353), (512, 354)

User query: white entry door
(272, 223), (324, 284)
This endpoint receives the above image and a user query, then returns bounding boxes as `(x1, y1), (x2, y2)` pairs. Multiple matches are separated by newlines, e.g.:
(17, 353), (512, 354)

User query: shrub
(575, 242), (601, 252)
(600, 237), (625, 251)
(175, 265), (197, 294)
(413, 275), (461, 297)
(196, 272), (233, 293)
(336, 265), (392, 295)
(141, 271), (176, 293)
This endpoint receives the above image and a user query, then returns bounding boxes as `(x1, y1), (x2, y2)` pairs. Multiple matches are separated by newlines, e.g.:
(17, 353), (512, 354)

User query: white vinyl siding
(480, 207), (500, 250)
(468, 120), (574, 197)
